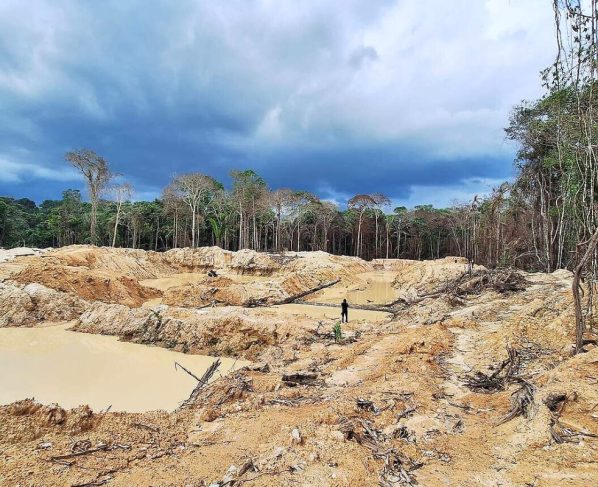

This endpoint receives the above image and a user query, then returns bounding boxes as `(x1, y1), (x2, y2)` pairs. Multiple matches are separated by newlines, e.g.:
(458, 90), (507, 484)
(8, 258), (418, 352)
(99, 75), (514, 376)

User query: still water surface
(0, 323), (246, 412)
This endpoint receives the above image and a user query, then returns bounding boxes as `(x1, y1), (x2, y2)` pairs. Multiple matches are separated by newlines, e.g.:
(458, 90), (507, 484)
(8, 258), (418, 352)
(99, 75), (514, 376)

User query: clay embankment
(0, 246), (385, 361)
(7, 245), (372, 309)
(0, 246), (597, 486)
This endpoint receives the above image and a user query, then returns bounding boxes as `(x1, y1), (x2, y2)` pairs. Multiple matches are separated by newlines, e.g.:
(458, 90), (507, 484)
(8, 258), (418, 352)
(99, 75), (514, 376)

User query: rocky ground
(1, 245), (597, 486)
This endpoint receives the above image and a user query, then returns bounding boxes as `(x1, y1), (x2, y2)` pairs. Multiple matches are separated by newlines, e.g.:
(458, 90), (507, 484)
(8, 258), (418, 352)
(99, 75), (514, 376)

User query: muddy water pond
(0, 323), (247, 413)
(307, 271), (399, 306)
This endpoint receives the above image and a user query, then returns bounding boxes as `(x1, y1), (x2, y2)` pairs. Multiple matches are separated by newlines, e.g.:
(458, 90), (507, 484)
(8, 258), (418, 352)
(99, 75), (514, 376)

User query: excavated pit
(1, 245), (597, 486)
(0, 323), (247, 412)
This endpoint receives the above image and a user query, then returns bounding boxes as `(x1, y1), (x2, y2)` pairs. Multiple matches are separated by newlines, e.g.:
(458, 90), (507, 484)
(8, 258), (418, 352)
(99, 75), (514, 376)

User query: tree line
(0, 129), (590, 274)
(0, 155), (526, 266)
(0, 3), (597, 281)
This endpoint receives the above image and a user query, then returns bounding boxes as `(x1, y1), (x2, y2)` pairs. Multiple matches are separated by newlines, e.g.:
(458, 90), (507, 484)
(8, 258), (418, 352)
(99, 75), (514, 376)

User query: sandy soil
(1, 246), (597, 486)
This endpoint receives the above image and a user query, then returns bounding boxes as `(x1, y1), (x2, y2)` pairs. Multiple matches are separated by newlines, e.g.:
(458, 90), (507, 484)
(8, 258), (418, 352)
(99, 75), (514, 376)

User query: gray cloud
(0, 0), (554, 206)
(349, 46), (379, 68)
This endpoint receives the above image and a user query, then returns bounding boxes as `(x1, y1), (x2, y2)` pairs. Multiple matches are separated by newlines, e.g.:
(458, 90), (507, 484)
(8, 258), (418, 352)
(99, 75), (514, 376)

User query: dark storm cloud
(0, 0), (553, 206)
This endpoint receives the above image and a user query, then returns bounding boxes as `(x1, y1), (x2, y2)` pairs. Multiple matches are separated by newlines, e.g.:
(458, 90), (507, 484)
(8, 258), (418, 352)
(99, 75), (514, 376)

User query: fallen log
(275, 279), (340, 305)
(241, 279), (342, 308)
(51, 444), (109, 461)
(243, 297), (269, 308)
(174, 361), (202, 382)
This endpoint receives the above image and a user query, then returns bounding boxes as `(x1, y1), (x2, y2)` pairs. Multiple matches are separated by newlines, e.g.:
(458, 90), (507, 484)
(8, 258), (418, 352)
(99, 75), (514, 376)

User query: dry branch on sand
(464, 347), (521, 393)
(497, 379), (536, 425)
(281, 372), (321, 387)
(544, 393), (598, 444)
(338, 416), (421, 486)
(243, 279), (341, 307)
(464, 348), (538, 426)
(405, 269), (528, 308)
(179, 358), (222, 407)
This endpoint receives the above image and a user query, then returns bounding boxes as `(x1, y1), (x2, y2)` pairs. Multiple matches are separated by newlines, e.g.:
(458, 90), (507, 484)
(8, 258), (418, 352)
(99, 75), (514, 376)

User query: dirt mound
(159, 251), (373, 307)
(13, 262), (161, 307)
(3, 400), (97, 442)
(286, 251), (372, 279)
(230, 249), (282, 275)
(162, 277), (289, 307)
(388, 257), (482, 298)
(1, 245), (377, 325)
(160, 247), (280, 275)
(0, 281), (87, 327)
(161, 246), (234, 271)
(33, 245), (372, 282)
(45, 245), (173, 278)
(74, 302), (298, 360)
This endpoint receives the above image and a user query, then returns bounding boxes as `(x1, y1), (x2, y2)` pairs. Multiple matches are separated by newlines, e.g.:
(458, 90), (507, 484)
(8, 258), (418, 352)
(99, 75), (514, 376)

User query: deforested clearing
(1, 245), (597, 487)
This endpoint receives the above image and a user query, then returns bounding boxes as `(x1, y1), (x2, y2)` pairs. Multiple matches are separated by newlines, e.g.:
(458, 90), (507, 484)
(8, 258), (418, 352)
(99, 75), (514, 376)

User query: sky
(0, 0), (555, 208)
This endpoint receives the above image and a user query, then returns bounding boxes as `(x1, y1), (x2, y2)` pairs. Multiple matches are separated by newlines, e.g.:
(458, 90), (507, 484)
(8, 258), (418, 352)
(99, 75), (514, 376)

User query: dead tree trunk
(276, 279), (340, 305)
(573, 227), (598, 354)
(180, 358), (222, 408)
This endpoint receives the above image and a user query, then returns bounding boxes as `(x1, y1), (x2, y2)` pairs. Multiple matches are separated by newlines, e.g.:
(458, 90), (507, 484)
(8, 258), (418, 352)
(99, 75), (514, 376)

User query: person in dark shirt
(341, 299), (349, 323)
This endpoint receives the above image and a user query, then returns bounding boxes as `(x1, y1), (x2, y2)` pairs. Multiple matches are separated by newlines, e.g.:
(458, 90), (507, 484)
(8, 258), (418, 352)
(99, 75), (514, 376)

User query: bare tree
(348, 194), (377, 258)
(110, 182), (133, 247)
(231, 170), (267, 250)
(170, 173), (219, 247)
(207, 189), (235, 248)
(162, 183), (186, 248)
(65, 149), (112, 245)
(315, 201), (339, 252)
(287, 191), (313, 252)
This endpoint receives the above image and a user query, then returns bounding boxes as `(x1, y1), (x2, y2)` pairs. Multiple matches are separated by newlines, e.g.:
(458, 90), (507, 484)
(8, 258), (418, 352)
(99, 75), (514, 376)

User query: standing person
(341, 299), (349, 323)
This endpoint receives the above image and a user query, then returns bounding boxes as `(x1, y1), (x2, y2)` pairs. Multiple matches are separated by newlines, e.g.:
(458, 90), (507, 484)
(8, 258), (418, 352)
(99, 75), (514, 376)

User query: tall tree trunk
(155, 218), (160, 251)
(191, 206), (197, 248)
(386, 223), (390, 258)
(90, 192), (98, 245)
(238, 202), (243, 249)
(112, 204), (121, 247)
(573, 227), (598, 353)
(356, 212), (363, 258)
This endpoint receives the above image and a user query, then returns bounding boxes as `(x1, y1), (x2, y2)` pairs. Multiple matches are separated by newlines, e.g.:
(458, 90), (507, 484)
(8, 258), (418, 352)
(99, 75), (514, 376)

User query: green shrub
(333, 322), (342, 342)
